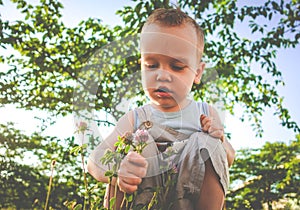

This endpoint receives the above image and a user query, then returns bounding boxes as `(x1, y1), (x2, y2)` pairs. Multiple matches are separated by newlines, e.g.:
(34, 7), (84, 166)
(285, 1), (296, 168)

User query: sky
(0, 0), (299, 150)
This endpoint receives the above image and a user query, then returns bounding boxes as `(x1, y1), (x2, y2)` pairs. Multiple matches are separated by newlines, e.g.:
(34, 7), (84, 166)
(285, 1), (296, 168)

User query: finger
(119, 161), (147, 178)
(119, 153), (148, 178)
(118, 173), (142, 185)
(200, 114), (206, 126)
(127, 151), (148, 168)
(200, 115), (209, 126)
(202, 125), (209, 132)
(117, 177), (138, 194)
(202, 119), (211, 132)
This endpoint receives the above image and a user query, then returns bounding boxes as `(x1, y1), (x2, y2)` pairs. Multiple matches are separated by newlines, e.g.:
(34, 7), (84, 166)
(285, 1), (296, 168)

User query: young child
(87, 8), (235, 210)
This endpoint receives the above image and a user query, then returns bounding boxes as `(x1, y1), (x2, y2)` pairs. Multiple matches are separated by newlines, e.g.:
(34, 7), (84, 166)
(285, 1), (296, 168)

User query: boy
(88, 8), (235, 210)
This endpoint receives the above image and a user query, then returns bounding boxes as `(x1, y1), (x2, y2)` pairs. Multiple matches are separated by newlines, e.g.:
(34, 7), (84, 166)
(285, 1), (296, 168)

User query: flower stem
(114, 183), (118, 210)
(120, 192), (126, 208)
(44, 160), (55, 210)
(129, 192), (137, 209)
(148, 192), (157, 210)
(81, 147), (89, 210)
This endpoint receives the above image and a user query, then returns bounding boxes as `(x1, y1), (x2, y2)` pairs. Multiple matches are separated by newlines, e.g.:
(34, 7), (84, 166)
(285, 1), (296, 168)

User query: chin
(156, 101), (179, 110)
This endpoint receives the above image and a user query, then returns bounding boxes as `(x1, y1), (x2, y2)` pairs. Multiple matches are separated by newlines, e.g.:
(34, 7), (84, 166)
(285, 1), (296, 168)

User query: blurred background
(0, 0), (299, 209)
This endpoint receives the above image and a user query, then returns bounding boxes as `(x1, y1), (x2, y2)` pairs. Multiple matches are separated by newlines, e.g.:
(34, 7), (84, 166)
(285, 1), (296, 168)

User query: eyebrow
(173, 57), (189, 65)
(142, 54), (189, 64)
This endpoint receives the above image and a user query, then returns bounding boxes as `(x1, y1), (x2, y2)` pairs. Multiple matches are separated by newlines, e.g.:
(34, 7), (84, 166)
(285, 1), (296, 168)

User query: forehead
(140, 23), (199, 65)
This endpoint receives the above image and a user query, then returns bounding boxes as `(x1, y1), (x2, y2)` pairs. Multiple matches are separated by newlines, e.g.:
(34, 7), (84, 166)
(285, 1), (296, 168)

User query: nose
(156, 69), (172, 82)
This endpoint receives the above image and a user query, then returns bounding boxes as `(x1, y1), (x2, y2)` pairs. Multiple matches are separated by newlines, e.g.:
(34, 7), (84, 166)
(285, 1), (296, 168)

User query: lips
(154, 86), (173, 97)
(155, 87), (171, 93)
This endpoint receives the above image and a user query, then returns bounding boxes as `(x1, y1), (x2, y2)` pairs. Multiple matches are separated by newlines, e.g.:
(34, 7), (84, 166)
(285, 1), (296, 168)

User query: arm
(222, 136), (235, 167)
(200, 105), (236, 167)
(87, 110), (148, 194)
(87, 110), (135, 183)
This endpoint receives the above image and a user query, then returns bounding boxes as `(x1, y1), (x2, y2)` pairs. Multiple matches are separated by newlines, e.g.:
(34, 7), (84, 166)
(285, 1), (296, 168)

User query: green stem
(164, 172), (171, 203)
(44, 161), (55, 210)
(120, 192), (126, 209)
(148, 192), (157, 210)
(129, 191), (136, 209)
(81, 147), (89, 210)
(114, 182), (118, 210)
(108, 178), (112, 210)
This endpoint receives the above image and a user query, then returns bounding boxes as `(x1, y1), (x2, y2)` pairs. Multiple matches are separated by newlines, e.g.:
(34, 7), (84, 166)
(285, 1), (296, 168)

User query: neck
(151, 99), (191, 112)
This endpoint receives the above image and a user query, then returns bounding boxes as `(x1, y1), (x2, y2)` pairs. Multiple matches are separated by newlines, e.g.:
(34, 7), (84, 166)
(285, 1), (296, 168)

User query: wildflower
(134, 129), (149, 143)
(102, 130), (149, 209)
(171, 164), (178, 174)
(51, 160), (56, 170)
(122, 131), (134, 145)
(132, 129), (149, 154)
(76, 121), (88, 134)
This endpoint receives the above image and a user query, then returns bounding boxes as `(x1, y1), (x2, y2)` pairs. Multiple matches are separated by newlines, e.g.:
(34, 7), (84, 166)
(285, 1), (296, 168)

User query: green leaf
(104, 170), (114, 177)
(74, 204), (83, 210)
(70, 145), (81, 155)
(109, 197), (116, 208)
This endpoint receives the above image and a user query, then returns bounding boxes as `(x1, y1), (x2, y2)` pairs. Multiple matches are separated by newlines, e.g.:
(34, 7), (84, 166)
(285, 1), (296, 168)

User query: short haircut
(142, 8), (205, 59)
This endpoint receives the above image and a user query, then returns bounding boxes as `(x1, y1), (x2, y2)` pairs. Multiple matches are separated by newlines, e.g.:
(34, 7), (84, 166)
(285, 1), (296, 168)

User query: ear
(194, 61), (205, 84)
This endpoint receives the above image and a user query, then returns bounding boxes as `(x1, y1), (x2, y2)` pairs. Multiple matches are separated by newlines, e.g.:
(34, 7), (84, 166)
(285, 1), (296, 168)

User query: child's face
(140, 23), (205, 112)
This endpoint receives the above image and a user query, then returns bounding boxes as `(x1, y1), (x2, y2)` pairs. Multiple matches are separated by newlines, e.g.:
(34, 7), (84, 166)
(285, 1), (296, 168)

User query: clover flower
(134, 129), (149, 143)
(51, 160), (56, 170)
(102, 129), (149, 209)
(132, 129), (149, 154)
(76, 121), (88, 134)
(171, 164), (178, 174)
(122, 131), (134, 145)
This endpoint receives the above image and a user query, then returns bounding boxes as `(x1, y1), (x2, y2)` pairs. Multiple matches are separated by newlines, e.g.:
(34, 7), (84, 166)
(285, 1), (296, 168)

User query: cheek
(141, 70), (154, 89)
(141, 70), (147, 88)
(174, 74), (194, 90)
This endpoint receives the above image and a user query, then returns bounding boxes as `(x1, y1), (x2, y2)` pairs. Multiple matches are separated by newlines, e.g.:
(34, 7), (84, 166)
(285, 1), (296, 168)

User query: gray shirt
(134, 100), (209, 135)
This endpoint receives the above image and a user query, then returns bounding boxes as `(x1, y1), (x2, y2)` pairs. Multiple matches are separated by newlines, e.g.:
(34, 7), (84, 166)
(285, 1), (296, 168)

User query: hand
(200, 114), (224, 142)
(117, 151), (148, 194)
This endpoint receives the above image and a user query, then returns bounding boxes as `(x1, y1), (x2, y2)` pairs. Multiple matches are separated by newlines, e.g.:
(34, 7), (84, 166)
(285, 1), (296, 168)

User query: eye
(144, 62), (158, 69)
(171, 65), (184, 71)
(170, 62), (186, 71)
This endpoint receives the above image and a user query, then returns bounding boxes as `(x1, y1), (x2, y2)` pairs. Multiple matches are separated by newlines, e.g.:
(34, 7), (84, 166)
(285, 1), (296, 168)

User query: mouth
(155, 87), (172, 93)
(154, 87), (173, 98)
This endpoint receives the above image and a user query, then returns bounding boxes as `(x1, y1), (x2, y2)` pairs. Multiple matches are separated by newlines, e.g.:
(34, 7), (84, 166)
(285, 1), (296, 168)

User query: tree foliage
(0, 0), (300, 209)
(0, 0), (299, 134)
(0, 123), (105, 209)
(227, 135), (300, 209)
